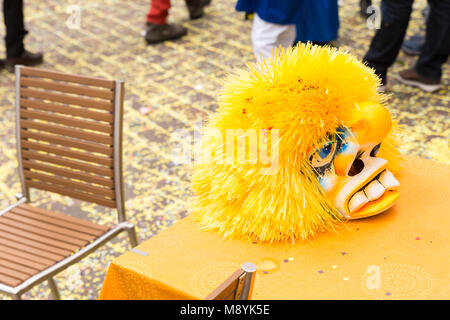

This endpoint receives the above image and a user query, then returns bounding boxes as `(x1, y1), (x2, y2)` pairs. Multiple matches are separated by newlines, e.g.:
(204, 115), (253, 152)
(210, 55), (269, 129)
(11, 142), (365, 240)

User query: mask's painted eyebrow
(370, 143), (381, 157)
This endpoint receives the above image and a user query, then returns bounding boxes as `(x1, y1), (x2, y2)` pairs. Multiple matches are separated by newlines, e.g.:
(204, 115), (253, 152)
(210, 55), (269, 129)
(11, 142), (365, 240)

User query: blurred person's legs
(397, 0), (450, 92)
(360, 0), (372, 17)
(145, 0), (187, 44)
(402, 34), (425, 56)
(402, 5), (429, 56)
(145, 0), (210, 44)
(3, 0), (43, 72)
(146, 0), (171, 25)
(251, 13), (296, 62)
(186, 0), (211, 19)
(363, 0), (414, 88)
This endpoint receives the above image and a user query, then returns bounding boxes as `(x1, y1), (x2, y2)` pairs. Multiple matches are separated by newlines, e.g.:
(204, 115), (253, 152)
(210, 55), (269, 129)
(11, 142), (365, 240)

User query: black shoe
(402, 34), (425, 56)
(359, 0), (372, 18)
(5, 50), (43, 73)
(186, 0), (211, 20)
(145, 23), (188, 44)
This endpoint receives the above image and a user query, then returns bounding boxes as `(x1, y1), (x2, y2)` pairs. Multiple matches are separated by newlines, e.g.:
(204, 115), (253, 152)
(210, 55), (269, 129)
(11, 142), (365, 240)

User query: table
(99, 156), (450, 300)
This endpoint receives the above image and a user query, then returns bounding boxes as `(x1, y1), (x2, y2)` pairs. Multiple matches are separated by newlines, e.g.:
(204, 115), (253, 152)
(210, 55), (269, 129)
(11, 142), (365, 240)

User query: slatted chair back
(205, 262), (257, 300)
(15, 66), (126, 220)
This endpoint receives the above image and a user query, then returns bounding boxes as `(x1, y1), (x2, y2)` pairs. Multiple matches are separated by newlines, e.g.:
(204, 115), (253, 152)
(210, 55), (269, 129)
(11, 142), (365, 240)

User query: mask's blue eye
(318, 143), (333, 158)
(309, 141), (336, 168)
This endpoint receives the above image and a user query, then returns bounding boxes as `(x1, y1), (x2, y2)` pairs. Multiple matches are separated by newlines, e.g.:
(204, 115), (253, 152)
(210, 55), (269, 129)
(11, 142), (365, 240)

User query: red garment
(146, 0), (192, 25)
(146, 0), (171, 25)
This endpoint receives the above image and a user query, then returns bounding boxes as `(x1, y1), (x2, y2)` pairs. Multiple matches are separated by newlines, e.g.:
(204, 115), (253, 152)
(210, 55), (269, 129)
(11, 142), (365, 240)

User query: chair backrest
(205, 262), (257, 300)
(14, 66), (126, 221)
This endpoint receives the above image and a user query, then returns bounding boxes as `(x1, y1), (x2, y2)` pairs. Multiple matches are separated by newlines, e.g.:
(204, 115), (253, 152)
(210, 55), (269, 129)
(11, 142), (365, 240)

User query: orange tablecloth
(99, 156), (450, 300)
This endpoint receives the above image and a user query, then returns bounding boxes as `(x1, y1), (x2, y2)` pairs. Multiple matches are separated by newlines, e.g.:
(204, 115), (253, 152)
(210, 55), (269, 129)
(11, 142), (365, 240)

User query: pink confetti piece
(139, 106), (153, 115)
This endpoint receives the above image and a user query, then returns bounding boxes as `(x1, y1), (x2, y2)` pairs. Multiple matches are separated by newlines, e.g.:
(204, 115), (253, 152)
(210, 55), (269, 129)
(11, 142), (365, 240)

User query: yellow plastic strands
(191, 43), (401, 243)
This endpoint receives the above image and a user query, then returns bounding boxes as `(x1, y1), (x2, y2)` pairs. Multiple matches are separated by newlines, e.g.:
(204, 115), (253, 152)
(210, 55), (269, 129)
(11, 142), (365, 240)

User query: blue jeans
(363, 0), (450, 82)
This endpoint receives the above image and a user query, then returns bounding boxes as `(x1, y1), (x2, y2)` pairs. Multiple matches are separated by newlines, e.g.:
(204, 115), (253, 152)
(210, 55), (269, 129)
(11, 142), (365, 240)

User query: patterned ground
(0, 0), (448, 299)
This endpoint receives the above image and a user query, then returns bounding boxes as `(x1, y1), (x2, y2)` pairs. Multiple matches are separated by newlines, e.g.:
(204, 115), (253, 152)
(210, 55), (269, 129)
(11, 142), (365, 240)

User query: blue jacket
(236, 0), (339, 43)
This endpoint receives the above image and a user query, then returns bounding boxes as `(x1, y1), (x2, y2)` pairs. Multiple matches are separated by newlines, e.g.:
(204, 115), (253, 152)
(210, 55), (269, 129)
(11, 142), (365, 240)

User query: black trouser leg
(3, 0), (28, 58)
(363, 0), (414, 83)
(415, 0), (450, 81)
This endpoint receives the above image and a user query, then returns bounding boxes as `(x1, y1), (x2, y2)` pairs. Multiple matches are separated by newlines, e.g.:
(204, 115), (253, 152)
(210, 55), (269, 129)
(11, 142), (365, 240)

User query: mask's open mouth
(346, 169), (400, 218)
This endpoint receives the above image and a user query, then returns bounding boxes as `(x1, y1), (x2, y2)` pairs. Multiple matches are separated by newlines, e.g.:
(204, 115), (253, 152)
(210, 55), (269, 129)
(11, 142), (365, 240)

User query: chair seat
(0, 203), (110, 288)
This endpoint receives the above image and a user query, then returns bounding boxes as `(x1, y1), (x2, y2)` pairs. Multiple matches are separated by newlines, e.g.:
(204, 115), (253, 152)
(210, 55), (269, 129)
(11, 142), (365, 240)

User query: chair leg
(127, 227), (138, 248)
(48, 277), (61, 300)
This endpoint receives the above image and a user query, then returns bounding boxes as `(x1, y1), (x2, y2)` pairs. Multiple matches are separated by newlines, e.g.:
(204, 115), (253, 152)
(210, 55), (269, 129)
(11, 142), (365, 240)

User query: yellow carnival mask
(192, 44), (402, 243)
(308, 102), (400, 219)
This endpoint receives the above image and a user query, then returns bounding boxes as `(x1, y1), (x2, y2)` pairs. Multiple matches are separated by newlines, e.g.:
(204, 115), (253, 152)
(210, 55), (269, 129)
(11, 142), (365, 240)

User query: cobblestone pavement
(0, 0), (448, 299)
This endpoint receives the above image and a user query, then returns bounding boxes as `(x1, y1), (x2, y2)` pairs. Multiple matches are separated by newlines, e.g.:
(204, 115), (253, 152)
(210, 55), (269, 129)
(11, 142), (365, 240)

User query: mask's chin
(349, 189), (399, 218)
(332, 158), (400, 219)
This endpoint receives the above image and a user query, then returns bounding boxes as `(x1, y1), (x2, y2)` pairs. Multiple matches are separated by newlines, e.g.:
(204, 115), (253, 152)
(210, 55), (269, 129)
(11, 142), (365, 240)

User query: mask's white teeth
(365, 180), (385, 201)
(348, 190), (369, 213)
(378, 170), (400, 190)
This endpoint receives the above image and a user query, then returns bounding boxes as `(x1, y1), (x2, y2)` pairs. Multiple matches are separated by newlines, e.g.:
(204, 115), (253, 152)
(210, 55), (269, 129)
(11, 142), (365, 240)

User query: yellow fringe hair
(191, 43), (402, 243)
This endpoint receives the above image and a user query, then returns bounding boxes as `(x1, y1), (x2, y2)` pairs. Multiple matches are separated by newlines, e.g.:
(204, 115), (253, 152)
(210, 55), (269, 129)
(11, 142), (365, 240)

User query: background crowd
(3, 0), (449, 92)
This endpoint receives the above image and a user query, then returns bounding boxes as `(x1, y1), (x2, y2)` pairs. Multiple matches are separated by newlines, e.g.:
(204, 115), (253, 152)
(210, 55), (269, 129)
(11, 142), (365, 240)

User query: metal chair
(205, 262), (257, 300)
(0, 66), (138, 299)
